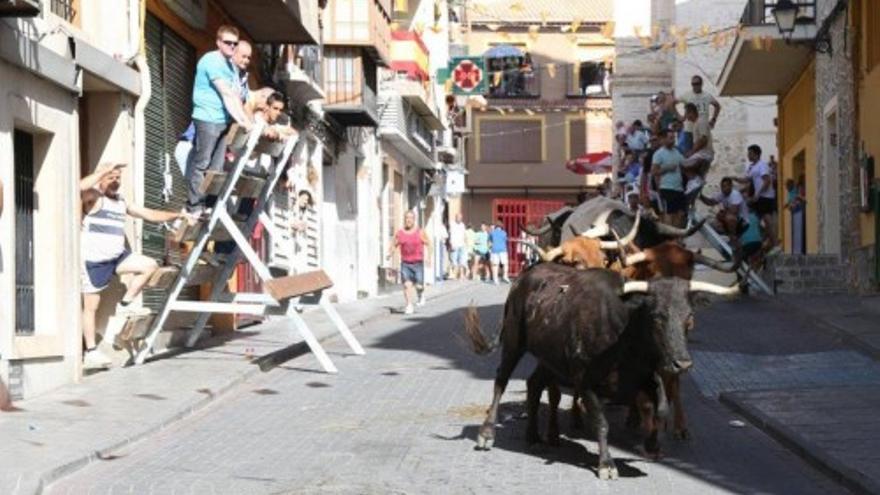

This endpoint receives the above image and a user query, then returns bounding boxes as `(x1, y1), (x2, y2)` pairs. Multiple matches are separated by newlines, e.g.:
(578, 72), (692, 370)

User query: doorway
(13, 130), (35, 335)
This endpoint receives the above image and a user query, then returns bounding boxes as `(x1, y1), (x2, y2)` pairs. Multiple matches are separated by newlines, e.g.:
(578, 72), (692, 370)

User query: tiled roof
(470, 0), (612, 24)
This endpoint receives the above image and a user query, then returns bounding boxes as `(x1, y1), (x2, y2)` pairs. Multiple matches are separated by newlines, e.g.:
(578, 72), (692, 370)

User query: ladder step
(235, 174), (266, 198)
(200, 170), (228, 196)
(226, 124), (286, 157)
(211, 220), (247, 242)
(108, 313), (156, 343)
(169, 217), (204, 244)
(147, 266), (180, 289)
(264, 270), (334, 301)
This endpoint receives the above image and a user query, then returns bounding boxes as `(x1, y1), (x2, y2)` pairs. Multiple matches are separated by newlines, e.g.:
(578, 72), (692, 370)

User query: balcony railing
(487, 66), (540, 99)
(565, 63), (611, 98)
(50, 0), (75, 22)
(741, 0), (816, 26)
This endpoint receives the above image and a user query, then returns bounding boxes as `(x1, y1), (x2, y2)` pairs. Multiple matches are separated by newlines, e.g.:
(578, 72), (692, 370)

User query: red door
(493, 199), (566, 276)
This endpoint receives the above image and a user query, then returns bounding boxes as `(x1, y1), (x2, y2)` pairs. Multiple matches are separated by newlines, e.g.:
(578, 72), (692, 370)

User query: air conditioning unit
(0, 0), (41, 17)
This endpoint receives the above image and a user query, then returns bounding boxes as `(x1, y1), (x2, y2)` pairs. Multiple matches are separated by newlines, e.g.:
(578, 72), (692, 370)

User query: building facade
(459, 0), (615, 225)
(718, 0), (878, 293)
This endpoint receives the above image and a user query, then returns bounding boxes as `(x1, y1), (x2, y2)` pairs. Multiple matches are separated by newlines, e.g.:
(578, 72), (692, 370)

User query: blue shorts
(81, 250), (130, 293)
(451, 247), (468, 266)
(400, 262), (424, 286)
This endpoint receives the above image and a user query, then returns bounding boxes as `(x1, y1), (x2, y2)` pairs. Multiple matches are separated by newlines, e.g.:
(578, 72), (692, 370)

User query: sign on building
(449, 57), (487, 95)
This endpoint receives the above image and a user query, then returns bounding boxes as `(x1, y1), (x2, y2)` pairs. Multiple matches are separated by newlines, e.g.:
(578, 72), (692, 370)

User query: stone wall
(763, 254), (848, 294)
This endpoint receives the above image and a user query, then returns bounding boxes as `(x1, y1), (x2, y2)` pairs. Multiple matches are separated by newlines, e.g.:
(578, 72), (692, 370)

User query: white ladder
(693, 213), (774, 296)
(132, 123), (364, 373)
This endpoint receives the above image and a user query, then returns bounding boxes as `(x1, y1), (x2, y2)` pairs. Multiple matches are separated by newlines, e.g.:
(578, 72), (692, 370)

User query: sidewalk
(0, 281), (465, 495)
(718, 293), (880, 495)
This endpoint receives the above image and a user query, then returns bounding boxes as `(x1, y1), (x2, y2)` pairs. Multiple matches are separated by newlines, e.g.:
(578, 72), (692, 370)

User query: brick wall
(763, 254), (848, 294)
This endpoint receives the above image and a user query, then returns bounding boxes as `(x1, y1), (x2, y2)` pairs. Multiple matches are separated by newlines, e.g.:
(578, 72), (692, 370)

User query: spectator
(699, 177), (749, 250)
(674, 118), (692, 156)
(232, 40), (252, 103)
(255, 91), (296, 141)
(651, 128), (687, 227)
(621, 150), (641, 186)
(626, 190), (641, 213)
(735, 144), (778, 253)
(464, 223), (476, 279)
(185, 25), (253, 216)
(640, 134), (662, 212)
(389, 211), (430, 315)
(626, 120), (650, 153)
(739, 210), (766, 270)
(472, 223), (490, 281)
(449, 213), (468, 280)
(614, 121), (628, 148)
(80, 163), (187, 369)
(784, 176), (806, 254)
(682, 102), (714, 196)
(677, 74), (721, 128)
(488, 220), (510, 284)
(290, 189), (314, 273)
(653, 91), (680, 131)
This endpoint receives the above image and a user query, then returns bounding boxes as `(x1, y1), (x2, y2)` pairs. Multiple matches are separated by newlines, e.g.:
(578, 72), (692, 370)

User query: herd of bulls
(463, 197), (741, 480)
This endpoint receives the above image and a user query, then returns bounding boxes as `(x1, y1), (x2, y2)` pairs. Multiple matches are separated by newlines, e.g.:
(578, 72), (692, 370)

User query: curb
(720, 390), (880, 495)
(775, 299), (880, 362)
(32, 283), (466, 494)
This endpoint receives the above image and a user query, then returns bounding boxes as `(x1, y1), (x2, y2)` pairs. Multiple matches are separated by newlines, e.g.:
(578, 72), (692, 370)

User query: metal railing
(741, 0), (817, 26)
(50, 0), (75, 22)
(487, 67), (540, 98)
(297, 45), (322, 86)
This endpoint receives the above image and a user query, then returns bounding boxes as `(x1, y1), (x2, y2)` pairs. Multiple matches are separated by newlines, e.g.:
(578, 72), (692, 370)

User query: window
(478, 118), (543, 163)
(13, 130), (35, 335)
(50, 0), (75, 23)
(866, 0), (880, 73)
(569, 61), (610, 97)
(568, 119), (587, 160)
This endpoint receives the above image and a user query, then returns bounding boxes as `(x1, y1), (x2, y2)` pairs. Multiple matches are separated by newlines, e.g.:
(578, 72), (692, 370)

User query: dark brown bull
(464, 263), (736, 479)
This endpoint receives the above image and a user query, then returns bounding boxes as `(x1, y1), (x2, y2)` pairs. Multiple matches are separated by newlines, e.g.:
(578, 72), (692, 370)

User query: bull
(464, 263), (737, 479)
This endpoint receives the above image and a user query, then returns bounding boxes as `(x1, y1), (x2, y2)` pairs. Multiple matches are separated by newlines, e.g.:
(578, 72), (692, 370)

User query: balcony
(565, 63), (611, 98)
(378, 95), (437, 169)
(323, 47), (379, 127)
(487, 66), (541, 99)
(212, 0), (320, 43)
(717, 1), (818, 96)
(0, 0), (40, 17)
(382, 75), (443, 130)
(324, 0), (392, 66)
(280, 44), (324, 106)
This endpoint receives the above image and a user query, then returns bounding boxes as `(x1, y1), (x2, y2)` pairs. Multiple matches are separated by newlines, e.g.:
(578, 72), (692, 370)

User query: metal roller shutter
(142, 12), (197, 310)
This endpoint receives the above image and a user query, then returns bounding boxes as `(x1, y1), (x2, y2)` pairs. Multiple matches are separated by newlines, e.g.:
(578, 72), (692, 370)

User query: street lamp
(772, 0), (799, 41)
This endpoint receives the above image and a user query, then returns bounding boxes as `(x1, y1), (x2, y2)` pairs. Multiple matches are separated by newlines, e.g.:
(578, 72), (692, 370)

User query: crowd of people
(79, 25), (308, 368)
(608, 74), (785, 268)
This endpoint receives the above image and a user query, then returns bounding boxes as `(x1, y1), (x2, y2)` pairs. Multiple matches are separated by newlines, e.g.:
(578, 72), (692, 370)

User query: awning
(213, 0), (320, 44)
(70, 37), (141, 95)
(566, 152), (613, 175)
(484, 44), (523, 58)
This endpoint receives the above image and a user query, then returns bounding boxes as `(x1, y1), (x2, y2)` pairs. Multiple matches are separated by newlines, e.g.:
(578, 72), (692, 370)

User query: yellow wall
(778, 61), (818, 254)
(858, 0), (880, 248)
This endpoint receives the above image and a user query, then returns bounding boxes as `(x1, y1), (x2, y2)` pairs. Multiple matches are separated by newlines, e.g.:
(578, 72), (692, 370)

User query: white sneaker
(83, 349), (112, 369)
(115, 303), (151, 318)
(502, 277), (511, 284)
(417, 294), (426, 306)
(404, 304), (414, 315)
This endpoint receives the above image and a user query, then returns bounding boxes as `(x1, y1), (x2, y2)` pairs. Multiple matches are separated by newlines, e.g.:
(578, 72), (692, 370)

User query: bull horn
(615, 209), (641, 247)
(655, 217), (708, 238)
(624, 252), (648, 266)
(688, 281), (740, 296)
(599, 240), (621, 250)
(580, 209), (612, 238)
(622, 281), (649, 294)
(521, 223), (551, 236)
(693, 253), (737, 273)
(510, 239), (560, 262)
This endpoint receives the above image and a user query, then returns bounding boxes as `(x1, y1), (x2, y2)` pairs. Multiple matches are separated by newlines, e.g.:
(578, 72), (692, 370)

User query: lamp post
(772, 0), (799, 41)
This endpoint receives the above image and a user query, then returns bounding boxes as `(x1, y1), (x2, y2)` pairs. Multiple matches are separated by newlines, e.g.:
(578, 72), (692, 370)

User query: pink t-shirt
(396, 228), (423, 263)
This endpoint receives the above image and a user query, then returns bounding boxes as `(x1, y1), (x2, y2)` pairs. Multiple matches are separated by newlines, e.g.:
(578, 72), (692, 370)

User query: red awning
(565, 152), (613, 175)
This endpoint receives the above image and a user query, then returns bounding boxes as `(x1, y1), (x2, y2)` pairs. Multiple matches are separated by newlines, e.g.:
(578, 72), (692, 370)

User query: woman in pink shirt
(389, 211), (431, 315)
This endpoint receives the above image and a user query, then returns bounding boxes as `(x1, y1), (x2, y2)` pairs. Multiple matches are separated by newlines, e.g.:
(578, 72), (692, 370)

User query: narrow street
(48, 282), (854, 494)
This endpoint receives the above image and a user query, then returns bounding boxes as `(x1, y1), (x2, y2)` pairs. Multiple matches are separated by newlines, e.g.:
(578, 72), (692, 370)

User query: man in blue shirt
(651, 128), (687, 227)
(185, 25), (253, 215)
(488, 221), (510, 284)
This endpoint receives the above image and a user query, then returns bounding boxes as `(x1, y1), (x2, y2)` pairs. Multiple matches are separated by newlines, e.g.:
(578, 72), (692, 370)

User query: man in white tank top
(80, 163), (187, 368)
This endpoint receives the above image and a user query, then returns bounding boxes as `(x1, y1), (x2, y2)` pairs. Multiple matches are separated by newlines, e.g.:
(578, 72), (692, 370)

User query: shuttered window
(568, 119), (586, 160)
(478, 118), (543, 163)
(143, 13), (197, 310)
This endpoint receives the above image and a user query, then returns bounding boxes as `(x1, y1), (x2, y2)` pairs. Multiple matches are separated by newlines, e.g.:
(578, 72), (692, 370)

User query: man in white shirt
(625, 120), (650, 152)
(682, 102), (715, 197)
(677, 75), (721, 129)
(448, 213), (468, 280)
(700, 177), (749, 249)
(735, 144), (778, 252)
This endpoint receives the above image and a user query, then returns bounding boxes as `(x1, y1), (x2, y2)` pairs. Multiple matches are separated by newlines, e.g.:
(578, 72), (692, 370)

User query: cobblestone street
(46, 282), (856, 494)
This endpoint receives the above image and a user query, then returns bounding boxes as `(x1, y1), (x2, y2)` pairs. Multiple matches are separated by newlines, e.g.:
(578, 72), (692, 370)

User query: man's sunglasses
(221, 40), (239, 47)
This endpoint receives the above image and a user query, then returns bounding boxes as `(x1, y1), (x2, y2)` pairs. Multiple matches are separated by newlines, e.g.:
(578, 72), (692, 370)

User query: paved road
(49, 282), (848, 494)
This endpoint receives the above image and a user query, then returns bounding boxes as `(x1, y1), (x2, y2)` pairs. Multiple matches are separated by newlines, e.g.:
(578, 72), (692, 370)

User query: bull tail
(463, 305), (501, 355)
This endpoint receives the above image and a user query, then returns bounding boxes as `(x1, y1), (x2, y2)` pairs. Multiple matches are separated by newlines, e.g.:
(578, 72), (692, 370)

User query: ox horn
(510, 239), (562, 262)
(624, 252), (649, 266)
(580, 209), (613, 239)
(693, 253), (738, 273)
(600, 210), (641, 250)
(655, 217), (708, 238)
(688, 281), (740, 296)
(622, 281), (649, 294)
(521, 222), (551, 236)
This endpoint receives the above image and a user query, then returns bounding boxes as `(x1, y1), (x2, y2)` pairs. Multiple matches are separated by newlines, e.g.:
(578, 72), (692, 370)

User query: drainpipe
(128, 0), (150, 249)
